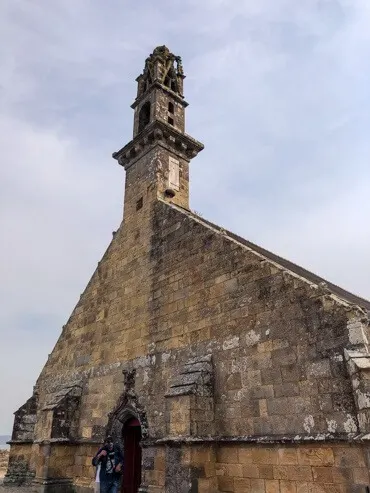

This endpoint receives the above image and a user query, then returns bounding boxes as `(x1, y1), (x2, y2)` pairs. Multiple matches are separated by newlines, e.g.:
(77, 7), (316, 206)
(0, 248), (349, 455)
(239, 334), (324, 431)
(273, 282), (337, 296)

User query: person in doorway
(92, 435), (124, 493)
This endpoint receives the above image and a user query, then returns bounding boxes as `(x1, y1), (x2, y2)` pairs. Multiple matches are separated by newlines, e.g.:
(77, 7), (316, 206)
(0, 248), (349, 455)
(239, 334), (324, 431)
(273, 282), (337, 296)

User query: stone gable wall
(8, 198), (370, 491)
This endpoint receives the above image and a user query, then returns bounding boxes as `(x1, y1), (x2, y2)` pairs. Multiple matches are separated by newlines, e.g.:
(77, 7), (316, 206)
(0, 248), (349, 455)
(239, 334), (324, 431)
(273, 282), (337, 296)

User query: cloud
(1, 0), (370, 433)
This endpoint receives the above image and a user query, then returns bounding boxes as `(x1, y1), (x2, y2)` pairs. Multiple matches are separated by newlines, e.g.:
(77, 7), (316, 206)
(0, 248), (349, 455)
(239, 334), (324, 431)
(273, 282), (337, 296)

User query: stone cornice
(142, 432), (370, 447)
(33, 438), (102, 445)
(11, 433), (370, 449)
(7, 439), (33, 445)
(112, 120), (204, 170)
(131, 81), (188, 109)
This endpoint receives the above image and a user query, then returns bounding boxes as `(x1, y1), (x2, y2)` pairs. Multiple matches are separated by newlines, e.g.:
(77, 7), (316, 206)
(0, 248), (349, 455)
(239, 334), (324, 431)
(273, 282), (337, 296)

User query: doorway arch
(121, 417), (142, 493)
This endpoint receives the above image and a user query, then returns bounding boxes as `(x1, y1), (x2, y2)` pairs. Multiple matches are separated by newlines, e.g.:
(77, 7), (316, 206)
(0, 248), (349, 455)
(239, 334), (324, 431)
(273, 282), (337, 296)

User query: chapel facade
(5, 46), (370, 493)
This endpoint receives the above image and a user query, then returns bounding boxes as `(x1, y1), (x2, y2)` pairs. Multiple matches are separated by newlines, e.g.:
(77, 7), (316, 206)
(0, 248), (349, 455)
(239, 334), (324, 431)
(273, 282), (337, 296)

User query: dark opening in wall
(138, 101), (151, 133)
(168, 116), (174, 126)
(168, 101), (174, 113)
(164, 77), (177, 92)
(136, 197), (143, 210)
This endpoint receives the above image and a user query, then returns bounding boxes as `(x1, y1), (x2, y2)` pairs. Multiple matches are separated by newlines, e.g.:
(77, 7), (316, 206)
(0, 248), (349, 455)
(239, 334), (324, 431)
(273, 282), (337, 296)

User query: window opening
(138, 102), (151, 133)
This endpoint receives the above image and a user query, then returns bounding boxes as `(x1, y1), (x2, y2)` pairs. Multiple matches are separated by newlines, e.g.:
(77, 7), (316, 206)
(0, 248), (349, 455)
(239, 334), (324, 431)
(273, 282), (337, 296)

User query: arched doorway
(121, 417), (142, 493)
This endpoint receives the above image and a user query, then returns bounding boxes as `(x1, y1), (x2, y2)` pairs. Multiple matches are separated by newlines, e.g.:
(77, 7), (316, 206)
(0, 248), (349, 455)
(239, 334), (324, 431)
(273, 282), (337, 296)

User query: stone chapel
(5, 46), (370, 493)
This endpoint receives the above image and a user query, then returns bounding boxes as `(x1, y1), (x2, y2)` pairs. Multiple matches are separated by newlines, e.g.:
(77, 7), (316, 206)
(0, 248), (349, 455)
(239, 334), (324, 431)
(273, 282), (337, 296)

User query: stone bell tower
(112, 46), (204, 217)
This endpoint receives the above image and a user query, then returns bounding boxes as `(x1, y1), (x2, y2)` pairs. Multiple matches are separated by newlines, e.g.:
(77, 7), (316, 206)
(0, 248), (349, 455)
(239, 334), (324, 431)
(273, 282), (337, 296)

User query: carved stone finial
(152, 45), (170, 59)
(123, 368), (136, 394)
(136, 46), (185, 99)
(175, 56), (184, 76)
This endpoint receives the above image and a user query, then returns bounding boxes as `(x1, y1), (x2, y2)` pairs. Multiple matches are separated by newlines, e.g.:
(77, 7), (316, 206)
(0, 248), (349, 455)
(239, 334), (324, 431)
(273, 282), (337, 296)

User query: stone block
(265, 479), (280, 493)
(271, 348), (297, 366)
(273, 465), (312, 481)
(251, 385), (274, 399)
(333, 447), (366, 468)
(267, 397), (311, 416)
(352, 467), (369, 484)
(296, 483), (309, 493)
(197, 478), (213, 493)
(241, 464), (259, 479)
(297, 447), (334, 466)
(234, 478), (251, 493)
(224, 464), (243, 477)
(238, 448), (253, 464)
(218, 476), (234, 492)
(251, 448), (278, 465)
(261, 368), (282, 385)
(250, 478), (265, 493)
(274, 383), (299, 398)
(331, 467), (352, 484)
(217, 447), (239, 464)
(259, 399), (268, 417)
(278, 448), (298, 465)
(280, 481), (297, 493)
(258, 464), (274, 479)
(312, 467), (333, 483)
(281, 365), (304, 383)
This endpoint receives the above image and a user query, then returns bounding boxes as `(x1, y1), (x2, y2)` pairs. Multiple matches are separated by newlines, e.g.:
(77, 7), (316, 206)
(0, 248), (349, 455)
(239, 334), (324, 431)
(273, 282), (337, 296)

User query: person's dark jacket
(92, 445), (124, 482)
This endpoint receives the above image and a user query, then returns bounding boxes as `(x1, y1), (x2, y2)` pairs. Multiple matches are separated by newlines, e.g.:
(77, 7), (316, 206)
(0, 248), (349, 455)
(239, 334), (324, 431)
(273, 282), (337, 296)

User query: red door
(122, 418), (142, 493)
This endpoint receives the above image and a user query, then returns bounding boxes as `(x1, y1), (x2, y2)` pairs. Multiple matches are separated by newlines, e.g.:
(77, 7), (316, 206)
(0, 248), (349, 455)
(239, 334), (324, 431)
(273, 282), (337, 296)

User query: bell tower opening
(138, 101), (151, 133)
(121, 417), (142, 493)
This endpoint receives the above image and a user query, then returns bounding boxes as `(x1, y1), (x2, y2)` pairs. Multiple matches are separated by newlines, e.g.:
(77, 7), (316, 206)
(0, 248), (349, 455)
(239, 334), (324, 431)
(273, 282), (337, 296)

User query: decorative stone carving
(138, 46), (185, 99)
(106, 369), (149, 446)
(123, 368), (136, 394)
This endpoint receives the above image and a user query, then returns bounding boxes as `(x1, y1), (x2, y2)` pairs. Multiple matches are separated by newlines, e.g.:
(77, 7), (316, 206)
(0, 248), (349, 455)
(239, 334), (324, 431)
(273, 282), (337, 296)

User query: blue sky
(1, 0), (370, 434)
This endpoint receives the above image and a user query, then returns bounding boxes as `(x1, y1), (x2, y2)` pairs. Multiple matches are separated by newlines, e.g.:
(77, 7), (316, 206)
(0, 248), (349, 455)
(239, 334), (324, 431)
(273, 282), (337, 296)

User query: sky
(1, 0), (370, 434)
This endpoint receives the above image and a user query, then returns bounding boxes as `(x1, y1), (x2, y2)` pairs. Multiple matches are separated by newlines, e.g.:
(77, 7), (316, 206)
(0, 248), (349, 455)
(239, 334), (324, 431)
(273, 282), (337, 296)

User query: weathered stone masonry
(5, 46), (370, 493)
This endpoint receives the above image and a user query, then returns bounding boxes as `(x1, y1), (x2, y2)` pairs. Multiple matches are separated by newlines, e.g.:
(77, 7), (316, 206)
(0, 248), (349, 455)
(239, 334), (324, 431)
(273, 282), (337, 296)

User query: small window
(168, 102), (174, 114)
(168, 116), (174, 126)
(136, 197), (143, 210)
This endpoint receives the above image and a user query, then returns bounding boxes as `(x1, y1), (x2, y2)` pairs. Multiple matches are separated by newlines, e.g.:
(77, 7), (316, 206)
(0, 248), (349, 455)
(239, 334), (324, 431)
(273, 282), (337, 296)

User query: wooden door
(121, 418), (142, 493)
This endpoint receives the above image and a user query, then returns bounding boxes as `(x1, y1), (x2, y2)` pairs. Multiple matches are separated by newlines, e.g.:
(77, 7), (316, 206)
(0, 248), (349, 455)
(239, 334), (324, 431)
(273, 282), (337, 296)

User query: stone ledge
(142, 432), (370, 447)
